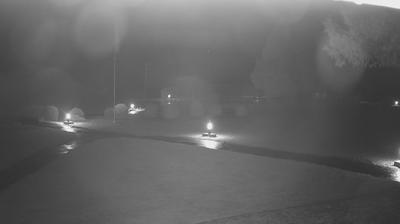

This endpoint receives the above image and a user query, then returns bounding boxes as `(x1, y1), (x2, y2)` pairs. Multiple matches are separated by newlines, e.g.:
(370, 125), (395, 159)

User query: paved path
(1, 121), (396, 193)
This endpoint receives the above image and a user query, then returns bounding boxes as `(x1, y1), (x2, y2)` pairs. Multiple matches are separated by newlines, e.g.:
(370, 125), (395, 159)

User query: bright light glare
(66, 113), (71, 120)
(207, 121), (213, 131)
(59, 141), (78, 154)
(199, 139), (221, 150)
(130, 103), (135, 108)
(335, 0), (400, 9)
(390, 162), (400, 182)
(374, 159), (400, 182)
(168, 94), (171, 99)
(128, 107), (145, 115)
(61, 123), (75, 133)
(395, 101), (399, 106)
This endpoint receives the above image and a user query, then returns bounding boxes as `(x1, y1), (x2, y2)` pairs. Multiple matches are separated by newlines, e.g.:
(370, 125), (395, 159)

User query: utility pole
(144, 63), (149, 99)
(113, 20), (120, 124)
(113, 46), (117, 124)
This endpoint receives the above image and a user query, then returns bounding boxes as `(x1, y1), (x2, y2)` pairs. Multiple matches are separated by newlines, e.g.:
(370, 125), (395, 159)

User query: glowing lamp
(63, 113), (74, 126)
(168, 94), (171, 99)
(207, 121), (213, 131)
(128, 103), (145, 115)
(202, 120), (216, 137)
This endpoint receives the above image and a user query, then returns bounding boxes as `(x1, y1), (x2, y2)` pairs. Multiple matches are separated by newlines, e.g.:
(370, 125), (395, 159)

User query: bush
(70, 107), (85, 121)
(104, 104), (128, 120)
(114, 104), (128, 119)
(104, 107), (114, 119)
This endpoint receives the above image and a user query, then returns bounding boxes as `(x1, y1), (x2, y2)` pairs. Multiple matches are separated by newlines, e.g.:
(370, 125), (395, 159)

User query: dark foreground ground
(1, 101), (400, 223)
(1, 133), (400, 224)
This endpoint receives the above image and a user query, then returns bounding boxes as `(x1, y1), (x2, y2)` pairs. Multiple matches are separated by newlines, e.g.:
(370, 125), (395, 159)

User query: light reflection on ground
(374, 159), (400, 182)
(59, 141), (78, 154)
(198, 139), (221, 150)
(391, 160), (400, 182)
(186, 133), (233, 150)
(60, 123), (76, 133)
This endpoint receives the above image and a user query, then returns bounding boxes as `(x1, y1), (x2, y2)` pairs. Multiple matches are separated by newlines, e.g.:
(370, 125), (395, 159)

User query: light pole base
(202, 132), (217, 138)
(63, 120), (74, 126)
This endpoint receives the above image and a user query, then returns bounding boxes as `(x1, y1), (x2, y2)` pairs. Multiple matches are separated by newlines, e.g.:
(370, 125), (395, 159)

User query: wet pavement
(0, 121), (399, 193)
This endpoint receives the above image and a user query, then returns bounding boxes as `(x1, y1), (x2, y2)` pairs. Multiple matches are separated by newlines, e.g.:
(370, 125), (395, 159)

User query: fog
(0, 0), (399, 114)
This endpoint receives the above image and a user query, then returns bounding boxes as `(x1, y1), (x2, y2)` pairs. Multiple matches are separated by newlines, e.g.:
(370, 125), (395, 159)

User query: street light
(63, 113), (74, 125)
(202, 120), (217, 137)
(112, 14), (121, 124)
(167, 93), (172, 105)
(207, 121), (213, 131)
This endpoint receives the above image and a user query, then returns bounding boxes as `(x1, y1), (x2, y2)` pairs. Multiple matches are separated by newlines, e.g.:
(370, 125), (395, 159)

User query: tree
(250, 21), (319, 97)
(323, 5), (400, 68)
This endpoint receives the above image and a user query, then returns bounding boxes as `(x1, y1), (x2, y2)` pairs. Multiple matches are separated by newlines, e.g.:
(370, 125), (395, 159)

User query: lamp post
(113, 44), (117, 123)
(202, 120), (217, 137)
(112, 18), (120, 124)
(144, 63), (149, 99)
(207, 121), (213, 133)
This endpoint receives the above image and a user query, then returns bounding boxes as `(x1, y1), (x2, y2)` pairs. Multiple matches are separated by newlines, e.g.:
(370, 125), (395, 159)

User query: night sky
(0, 0), (399, 114)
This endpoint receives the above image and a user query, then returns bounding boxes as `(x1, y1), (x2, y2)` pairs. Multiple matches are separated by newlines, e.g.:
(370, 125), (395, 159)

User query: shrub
(104, 107), (114, 119)
(114, 104), (128, 119)
(70, 107), (85, 121)
(104, 104), (129, 120)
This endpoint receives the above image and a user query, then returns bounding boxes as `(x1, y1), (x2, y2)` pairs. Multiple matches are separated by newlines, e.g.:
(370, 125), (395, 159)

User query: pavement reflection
(58, 141), (78, 154)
